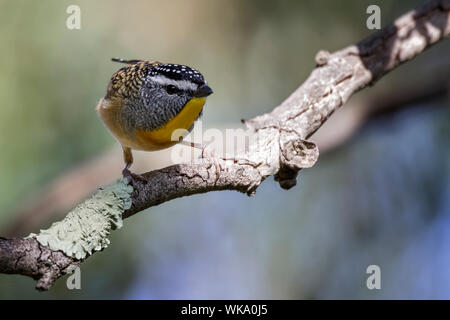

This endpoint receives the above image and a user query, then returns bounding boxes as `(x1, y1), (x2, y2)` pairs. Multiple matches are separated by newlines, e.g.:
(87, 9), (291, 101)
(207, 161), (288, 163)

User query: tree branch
(1, 0), (449, 290)
(124, 0), (450, 216)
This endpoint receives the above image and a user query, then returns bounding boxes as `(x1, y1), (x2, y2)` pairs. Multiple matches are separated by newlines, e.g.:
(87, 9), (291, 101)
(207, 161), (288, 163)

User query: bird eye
(165, 85), (179, 95)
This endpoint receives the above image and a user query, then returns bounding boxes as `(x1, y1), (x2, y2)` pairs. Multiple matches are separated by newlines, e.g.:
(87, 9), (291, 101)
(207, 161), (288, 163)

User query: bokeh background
(0, 0), (449, 299)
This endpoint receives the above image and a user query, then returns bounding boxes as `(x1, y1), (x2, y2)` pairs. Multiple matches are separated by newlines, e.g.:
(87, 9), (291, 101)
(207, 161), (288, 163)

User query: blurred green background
(0, 0), (449, 299)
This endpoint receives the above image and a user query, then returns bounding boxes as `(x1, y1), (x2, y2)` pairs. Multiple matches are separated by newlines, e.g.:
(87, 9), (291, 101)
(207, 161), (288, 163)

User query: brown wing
(105, 59), (161, 100)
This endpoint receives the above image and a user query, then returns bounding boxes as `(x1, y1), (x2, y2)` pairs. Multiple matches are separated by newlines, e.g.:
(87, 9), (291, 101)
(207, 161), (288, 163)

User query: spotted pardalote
(96, 58), (213, 170)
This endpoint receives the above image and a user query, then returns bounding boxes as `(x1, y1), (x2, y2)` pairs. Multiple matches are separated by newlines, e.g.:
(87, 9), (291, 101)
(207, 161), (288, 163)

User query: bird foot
(122, 168), (147, 186)
(201, 143), (225, 176)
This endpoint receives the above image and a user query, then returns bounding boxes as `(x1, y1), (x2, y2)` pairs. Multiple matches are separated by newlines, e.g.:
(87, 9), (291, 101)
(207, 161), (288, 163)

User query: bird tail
(111, 58), (142, 65)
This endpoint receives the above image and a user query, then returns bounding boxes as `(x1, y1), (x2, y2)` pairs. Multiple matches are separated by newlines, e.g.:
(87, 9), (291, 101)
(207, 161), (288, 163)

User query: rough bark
(1, 0), (449, 290)
(0, 237), (80, 291)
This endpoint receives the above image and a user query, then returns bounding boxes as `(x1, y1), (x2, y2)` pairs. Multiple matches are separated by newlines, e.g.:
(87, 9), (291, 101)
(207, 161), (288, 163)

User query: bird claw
(201, 144), (225, 176)
(122, 167), (147, 185)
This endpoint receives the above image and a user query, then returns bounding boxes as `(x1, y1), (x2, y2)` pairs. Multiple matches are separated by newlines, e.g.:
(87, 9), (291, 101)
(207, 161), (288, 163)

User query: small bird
(96, 58), (213, 173)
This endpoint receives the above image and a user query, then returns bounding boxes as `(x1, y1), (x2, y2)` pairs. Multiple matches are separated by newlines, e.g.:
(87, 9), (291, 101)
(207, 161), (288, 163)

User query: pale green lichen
(28, 179), (133, 260)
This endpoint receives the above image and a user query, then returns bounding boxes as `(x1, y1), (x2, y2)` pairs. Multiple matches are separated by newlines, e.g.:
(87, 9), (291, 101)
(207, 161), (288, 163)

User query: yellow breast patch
(135, 97), (206, 150)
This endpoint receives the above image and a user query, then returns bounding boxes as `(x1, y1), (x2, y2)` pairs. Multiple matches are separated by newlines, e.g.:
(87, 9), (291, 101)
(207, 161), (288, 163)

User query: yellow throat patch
(136, 97), (206, 149)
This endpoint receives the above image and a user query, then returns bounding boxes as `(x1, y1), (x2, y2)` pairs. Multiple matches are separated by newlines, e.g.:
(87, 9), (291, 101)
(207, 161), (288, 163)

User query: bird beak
(194, 84), (213, 98)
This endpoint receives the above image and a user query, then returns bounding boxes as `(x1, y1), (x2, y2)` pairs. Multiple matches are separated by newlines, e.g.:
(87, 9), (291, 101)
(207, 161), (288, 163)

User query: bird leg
(121, 147), (147, 184)
(122, 147), (134, 168)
